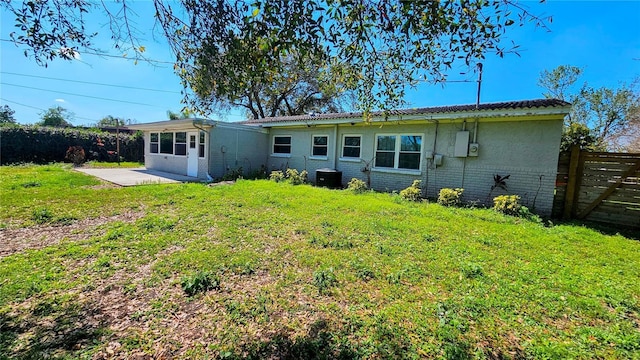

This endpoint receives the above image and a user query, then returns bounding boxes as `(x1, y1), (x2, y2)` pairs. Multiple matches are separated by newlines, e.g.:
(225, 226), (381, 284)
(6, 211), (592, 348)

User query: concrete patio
(75, 167), (201, 186)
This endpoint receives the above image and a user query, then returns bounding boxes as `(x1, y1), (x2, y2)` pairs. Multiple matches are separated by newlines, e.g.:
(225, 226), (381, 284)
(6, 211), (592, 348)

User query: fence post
(563, 145), (581, 219)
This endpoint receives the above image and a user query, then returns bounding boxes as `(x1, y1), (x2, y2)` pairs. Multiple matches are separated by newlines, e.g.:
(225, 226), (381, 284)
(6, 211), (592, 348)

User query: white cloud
(55, 98), (65, 103)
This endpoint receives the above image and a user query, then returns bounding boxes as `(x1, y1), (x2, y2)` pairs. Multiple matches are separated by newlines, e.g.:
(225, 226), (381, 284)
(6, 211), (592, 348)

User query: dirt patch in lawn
(0, 211), (144, 258)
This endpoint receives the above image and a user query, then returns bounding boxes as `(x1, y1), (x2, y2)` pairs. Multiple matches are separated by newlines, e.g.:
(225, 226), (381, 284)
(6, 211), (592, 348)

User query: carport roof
(127, 118), (216, 131)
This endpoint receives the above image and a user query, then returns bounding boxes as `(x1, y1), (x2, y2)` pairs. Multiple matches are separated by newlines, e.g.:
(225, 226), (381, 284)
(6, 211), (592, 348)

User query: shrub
(347, 178), (368, 193)
(0, 125), (143, 164)
(270, 168), (308, 185)
(269, 170), (285, 182)
(65, 145), (86, 166)
(438, 188), (464, 206)
(220, 167), (243, 181)
(492, 195), (522, 216)
(286, 168), (308, 185)
(399, 180), (422, 201)
(181, 271), (220, 296)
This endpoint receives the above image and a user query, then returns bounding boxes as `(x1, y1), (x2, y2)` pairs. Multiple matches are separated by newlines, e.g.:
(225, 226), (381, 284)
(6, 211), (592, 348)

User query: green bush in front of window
(400, 180), (422, 201)
(269, 168), (308, 185)
(438, 188), (464, 207)
(347, 178), (368, 193)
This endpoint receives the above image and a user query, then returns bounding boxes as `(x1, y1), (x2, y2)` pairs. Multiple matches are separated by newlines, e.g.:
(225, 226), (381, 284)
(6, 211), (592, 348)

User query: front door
(187, 132), (198, 177)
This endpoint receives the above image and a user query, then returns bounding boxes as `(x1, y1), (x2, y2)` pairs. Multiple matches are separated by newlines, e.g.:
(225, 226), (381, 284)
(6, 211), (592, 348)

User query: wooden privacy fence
(553, 146), (640, 228)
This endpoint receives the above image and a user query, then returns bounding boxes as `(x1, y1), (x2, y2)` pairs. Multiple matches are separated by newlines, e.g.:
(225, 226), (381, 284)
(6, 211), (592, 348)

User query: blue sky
(1, 1), (639, 126)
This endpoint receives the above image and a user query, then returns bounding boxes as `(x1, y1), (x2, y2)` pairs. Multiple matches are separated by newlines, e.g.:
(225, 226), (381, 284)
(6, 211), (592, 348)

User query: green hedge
(0, 125), (144, 164)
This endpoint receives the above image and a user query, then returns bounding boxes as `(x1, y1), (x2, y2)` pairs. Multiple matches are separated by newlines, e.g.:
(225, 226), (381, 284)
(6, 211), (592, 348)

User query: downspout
(461, 120), (467, 189)
(426, 120), (439, 198)
(333, 124), (339, 169)
(235, 129), (239, 166)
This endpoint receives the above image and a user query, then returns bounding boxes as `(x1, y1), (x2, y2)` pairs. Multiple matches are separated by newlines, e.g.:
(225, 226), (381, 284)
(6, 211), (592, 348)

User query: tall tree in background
(38, 106), (74, 127)
(166, 109), (194, 120)
(191, 50), (353, 119)
(538, 65), (640, 152)
(2, 1), (551, 117)
(0, 105), (17, 124)
(95, 115), (135, 127)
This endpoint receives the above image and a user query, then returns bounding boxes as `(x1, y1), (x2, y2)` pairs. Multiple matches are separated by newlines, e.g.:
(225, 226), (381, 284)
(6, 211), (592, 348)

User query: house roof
(241, 98), (571, 126)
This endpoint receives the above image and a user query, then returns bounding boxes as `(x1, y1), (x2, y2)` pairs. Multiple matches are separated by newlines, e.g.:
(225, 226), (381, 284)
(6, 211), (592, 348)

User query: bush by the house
(270, 168), (308, 185)
(286, 168), (308, 185)
(0, 125), (143, 164)
(438, 188), (464, 207)
(493, 195), (541, 222)
(269, 170), (285, 182)
(347, 178), (368, 193)
(492, 195), (522, 216)
(400, 180), (422, 201)
(65, 146), (86, 166)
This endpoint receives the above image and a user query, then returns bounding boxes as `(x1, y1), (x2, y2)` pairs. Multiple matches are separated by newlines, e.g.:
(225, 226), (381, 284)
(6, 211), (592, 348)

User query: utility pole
(116, 119), (121, 166)
(476, 63), (483, 109)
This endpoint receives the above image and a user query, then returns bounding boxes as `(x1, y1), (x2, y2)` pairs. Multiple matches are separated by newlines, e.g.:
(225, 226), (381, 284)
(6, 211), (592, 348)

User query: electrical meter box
(454, 131), (470, 157)
(468, 143), (479, 157)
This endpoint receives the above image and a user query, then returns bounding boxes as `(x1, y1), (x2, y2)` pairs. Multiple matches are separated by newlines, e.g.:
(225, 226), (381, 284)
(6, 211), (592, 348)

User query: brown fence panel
(552, 148), (640, 229)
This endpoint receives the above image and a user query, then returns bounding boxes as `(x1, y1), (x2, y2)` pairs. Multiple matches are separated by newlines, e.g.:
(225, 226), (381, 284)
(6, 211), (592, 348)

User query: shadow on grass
(0, 297), (107, 359)
(556, 219), (640, 240)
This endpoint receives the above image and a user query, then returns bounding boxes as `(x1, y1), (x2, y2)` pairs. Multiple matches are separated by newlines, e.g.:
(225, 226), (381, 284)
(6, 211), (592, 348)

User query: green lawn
(0, 164), (638, 359)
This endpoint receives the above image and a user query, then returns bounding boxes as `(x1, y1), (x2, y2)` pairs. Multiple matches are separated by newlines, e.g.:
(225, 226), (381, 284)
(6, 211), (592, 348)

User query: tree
(38, 106), (73, 127)
(95, 115), (135, 127)
(539, 66), (640, 151)
(166, 109), (194, 120)
(537, 65), (583, 102)
(192, 51), (353, 119)
(0, 105), (17, 124)
(2, 1), (551, 116)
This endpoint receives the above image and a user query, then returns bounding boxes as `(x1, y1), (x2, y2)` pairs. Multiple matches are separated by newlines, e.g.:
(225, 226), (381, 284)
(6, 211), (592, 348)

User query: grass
(82, 160), (144, 168)
(0, 164), (639, 359)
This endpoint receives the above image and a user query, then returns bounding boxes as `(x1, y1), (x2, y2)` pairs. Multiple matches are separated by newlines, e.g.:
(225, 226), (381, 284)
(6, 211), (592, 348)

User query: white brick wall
(267, 117), (563, 216)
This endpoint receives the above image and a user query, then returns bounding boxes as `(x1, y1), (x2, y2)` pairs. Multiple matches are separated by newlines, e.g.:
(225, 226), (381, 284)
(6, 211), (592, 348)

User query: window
(342, 135), (361, 158)
(375, 134), (422, 170)
(150, 133), (159, 154)
(312, 135), (328, 157)
(175, 132), (187, 156)
(160, 132), (173, 154)
(273, 136), (291, 154)
(199, 131), (206, 158)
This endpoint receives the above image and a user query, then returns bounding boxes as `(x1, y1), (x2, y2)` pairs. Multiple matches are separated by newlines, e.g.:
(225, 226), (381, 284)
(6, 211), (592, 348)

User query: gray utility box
(316, 168), (342, 188)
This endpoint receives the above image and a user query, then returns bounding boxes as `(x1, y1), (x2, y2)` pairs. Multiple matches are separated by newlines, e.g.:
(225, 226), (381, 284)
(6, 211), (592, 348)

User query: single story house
(129, 99), (570, 216)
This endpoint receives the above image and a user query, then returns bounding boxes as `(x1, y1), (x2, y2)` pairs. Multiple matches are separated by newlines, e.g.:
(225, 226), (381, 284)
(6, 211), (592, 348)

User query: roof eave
(257, 106), (571, 127)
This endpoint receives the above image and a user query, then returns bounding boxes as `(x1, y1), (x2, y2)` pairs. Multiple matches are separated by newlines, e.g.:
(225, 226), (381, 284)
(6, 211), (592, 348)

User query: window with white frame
(312, 135), (328, 157)
(342, 135), (361, 158)
(175, 132), (187, 156)
(199, 131), (206, 158)
(150, 133), (159, 153)
(374, 134), (422, 170)
(273, 136), (291, 154)
(160, 132), (173, 154)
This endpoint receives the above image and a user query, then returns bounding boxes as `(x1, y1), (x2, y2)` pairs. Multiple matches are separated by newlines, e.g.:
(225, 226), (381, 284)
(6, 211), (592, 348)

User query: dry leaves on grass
(0, 211), (144, 258)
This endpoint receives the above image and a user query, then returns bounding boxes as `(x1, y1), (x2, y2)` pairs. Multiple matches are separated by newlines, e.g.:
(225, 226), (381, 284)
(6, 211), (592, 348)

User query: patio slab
(75, 167), (201, 186)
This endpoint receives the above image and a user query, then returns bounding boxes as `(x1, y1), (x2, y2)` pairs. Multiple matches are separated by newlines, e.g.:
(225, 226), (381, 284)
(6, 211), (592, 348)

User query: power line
(1, 97), (100, 122)
(1, 82), (166, 108)
(1, 71), (181, 94)
(0, 38), (175, 65)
